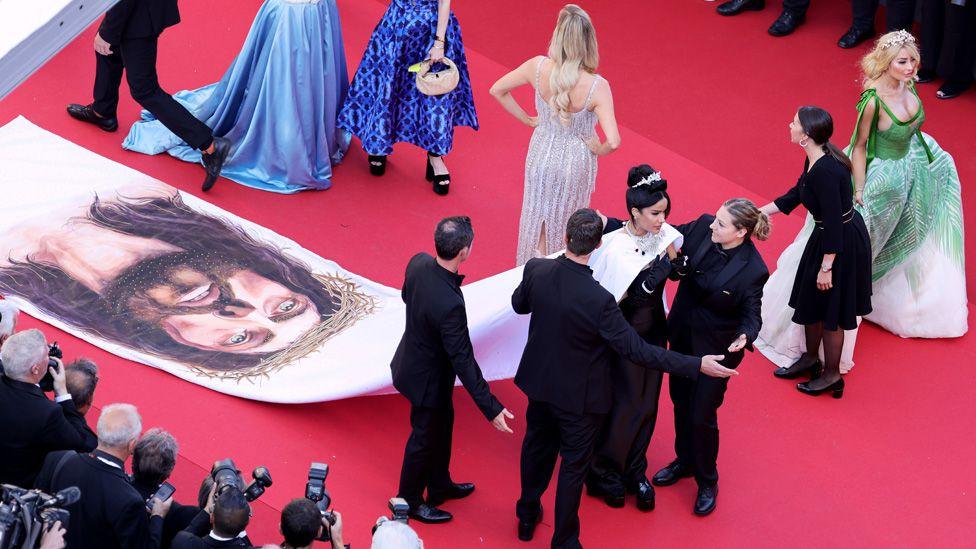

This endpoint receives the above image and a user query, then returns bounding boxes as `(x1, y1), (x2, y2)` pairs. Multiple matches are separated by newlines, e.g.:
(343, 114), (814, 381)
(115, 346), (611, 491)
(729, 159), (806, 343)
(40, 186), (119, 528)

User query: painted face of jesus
(104, 253), (321, 354)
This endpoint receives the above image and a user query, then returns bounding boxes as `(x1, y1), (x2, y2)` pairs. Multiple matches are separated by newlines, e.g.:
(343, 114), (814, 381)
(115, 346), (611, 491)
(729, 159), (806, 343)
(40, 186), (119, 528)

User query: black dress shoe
(201, 136), (231, 192)
(773, 358), (822, 379)
(427, 482), (475, 507)
(797, 377), (845, 398)
(916, 68), (936, 84)
(694, 484), (718, 516)
(634, 480), (656, 512)
(837, 26), (876, 49)
(585, 480), (624, 508)
(716, 0), (765, 16)
(409, 503), (453, 524)
(768, 10), (805, 37)
(651, 460), (694, 487)
(517, 506), (542, 542)
(66, 103), (118, 132)
(937, 80), (972, 99)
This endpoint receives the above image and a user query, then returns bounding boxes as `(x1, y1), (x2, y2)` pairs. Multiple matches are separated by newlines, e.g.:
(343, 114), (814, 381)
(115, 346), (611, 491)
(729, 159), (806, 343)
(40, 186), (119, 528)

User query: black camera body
(0, 484), (79, 549)
(304, 463), (335, 543)
(37, 343), (62, 394)
(210, 459), (272, 503)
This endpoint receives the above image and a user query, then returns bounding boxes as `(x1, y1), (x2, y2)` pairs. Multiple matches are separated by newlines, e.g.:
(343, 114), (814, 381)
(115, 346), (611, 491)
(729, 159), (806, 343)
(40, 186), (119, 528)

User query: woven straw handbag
(415, 58), (460, 96)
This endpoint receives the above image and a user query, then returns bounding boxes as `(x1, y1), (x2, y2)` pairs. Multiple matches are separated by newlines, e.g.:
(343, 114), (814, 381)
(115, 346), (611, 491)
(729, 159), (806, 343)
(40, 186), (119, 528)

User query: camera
(0, 484), (79, 549)
(304, 463), (336, 542)
(37, 343), (62, 393)
(388, 498), (409, 524)
(210, 459), (272, 502)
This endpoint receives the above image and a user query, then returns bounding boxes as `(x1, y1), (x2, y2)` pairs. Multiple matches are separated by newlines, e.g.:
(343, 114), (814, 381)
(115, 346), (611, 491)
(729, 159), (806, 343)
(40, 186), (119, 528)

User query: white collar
(208, 531), (248, 542)
(95, 456), (123, 470)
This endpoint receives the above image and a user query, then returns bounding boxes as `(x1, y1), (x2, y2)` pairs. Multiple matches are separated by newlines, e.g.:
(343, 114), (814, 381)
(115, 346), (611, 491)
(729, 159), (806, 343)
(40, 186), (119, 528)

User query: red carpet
(1, 0), (974, 546)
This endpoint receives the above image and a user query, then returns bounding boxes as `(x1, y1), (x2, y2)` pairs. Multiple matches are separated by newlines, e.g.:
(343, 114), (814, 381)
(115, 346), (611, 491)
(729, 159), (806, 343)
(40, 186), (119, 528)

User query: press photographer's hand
(49, 357), (67, 397)
(326, 510), (344, 548)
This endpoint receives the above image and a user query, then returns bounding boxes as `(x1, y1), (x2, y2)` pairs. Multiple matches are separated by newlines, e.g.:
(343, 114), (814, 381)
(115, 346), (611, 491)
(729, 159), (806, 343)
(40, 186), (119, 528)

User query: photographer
(64, 358), (99, 417)
(371, 518), (422, 549)
(279, 499), (344, 549)
(0, 300), (19, 347)
(172, 485), (252, 548)
(0, 329), (97, 488)
(34, 403), (173, 549)
(133, 429), (202, 548)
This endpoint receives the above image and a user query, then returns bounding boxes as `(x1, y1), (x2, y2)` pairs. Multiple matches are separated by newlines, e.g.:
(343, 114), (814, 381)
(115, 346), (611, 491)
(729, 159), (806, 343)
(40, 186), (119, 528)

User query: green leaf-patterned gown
(756, 85), (967, 373)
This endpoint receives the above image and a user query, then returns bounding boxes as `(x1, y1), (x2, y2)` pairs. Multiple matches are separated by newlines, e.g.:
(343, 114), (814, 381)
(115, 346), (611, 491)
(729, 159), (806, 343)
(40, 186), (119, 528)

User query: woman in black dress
(587, 165), (677, 512)
(759, 106), (873, 397)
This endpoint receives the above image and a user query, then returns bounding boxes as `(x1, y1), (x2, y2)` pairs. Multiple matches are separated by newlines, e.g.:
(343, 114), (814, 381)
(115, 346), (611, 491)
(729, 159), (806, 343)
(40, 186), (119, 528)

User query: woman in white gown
(756, 30), (968, 374)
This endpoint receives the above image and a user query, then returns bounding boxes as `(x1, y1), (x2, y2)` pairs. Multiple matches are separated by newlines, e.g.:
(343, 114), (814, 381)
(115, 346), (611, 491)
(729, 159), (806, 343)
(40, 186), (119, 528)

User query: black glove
(625, 256), (672, 307)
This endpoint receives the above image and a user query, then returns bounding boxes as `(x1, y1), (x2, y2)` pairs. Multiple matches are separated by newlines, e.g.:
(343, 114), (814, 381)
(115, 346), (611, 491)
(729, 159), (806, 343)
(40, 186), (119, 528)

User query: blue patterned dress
(338, 0), (478, 156)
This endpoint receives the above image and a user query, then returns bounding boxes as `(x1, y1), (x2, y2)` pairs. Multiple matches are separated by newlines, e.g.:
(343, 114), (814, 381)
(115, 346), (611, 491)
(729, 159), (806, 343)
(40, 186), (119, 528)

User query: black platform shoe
(773, 357), (823, 379)
(427, 153), (450, 195)
(367, 155), (387, 176)
(797, 377), (845, 399)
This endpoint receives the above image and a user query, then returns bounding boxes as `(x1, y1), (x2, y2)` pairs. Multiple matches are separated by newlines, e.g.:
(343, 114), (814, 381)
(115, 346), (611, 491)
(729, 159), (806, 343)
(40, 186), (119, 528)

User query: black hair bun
(626, 164), (668, 193)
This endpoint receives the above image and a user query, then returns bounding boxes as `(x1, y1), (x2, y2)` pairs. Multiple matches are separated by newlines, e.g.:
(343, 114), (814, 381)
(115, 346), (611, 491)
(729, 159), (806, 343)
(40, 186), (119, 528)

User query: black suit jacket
(0, 376), (96, 488)
(512, 255), (701, 415)
(668, 215), (769, 364)
(35, 450), (164, 549)
(170, 509), (252, 549)
(134, 480), (202, 549)
(99, 0), (181, 44)
(391, 253), (503, 420)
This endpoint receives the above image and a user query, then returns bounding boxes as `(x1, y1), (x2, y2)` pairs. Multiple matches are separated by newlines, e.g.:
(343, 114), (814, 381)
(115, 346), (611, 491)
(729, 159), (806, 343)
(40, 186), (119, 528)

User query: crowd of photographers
(0, 301), (422, 549)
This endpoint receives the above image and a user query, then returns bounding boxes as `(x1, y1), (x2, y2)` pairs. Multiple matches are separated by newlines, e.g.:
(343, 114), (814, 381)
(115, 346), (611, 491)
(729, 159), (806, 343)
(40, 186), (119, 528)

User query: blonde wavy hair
(860, 30), (920, 88)
(547, 4), (599, 124)
(723, 198), (771, 241)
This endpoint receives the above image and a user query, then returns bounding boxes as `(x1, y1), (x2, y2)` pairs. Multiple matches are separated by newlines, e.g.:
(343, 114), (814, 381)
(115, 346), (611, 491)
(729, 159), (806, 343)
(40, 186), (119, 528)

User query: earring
(798, 138), (809, 147)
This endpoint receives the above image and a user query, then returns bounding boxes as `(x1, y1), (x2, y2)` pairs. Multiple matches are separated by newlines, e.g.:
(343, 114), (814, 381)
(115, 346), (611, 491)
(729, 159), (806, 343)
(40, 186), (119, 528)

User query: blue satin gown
(123, 0), (351, 194)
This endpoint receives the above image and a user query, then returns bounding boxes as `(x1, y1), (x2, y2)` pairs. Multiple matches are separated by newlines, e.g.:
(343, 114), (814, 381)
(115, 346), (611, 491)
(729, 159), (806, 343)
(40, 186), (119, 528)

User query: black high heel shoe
(426, 153), (450, 196)
(773, 358), (822, 379)
(367, 155), (387, 176)
(797, 377), (844, 399)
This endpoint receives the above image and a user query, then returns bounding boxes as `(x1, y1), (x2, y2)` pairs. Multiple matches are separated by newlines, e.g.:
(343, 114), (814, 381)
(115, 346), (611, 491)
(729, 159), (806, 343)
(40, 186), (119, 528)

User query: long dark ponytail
(798, 106), (853, 172)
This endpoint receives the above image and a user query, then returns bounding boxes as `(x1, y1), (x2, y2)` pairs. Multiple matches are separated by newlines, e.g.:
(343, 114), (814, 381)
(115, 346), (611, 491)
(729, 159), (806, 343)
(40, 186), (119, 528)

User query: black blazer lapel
(688, 235), (712, 272)
(711, 249), (750, 291)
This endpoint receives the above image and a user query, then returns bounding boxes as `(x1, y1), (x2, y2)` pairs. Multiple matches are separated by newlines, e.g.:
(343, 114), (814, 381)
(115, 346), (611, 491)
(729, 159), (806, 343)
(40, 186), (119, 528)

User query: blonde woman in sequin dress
(490, 4), (620, 265)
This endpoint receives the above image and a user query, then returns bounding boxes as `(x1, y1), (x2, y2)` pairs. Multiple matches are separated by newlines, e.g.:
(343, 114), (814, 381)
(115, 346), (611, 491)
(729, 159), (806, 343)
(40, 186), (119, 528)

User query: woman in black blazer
(652, 198), (770, 517)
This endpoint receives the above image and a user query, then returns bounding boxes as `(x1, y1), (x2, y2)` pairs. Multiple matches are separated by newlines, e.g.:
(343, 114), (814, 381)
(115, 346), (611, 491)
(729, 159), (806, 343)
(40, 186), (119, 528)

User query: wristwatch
(821, 264), (832, 272)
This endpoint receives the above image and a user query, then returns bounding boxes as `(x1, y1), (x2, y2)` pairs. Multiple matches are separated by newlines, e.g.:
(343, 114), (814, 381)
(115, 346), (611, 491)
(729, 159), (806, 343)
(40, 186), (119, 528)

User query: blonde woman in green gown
(757, 30), (967, 376)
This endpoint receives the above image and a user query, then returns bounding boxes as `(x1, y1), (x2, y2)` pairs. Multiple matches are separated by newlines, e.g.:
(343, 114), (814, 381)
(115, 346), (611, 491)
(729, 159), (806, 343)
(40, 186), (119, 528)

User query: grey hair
(0, 329), (48, 380)
(132, 428), (179, 486)
(0, 301), (19, 340)
(371, 519), (423, 549)
(65, 358), (99, 409)
(97, 403), (142, 449)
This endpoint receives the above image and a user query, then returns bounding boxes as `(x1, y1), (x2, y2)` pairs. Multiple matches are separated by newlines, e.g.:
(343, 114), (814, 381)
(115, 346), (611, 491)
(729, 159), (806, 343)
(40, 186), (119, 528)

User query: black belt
(814, 207), (854, 227)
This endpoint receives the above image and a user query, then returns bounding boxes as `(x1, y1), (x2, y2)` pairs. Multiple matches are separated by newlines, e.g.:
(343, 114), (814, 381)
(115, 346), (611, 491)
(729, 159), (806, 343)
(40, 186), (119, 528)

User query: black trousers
(851, 0), (917, 32)
(783, 0), (812, 14)
(92, 37), (213, 150)
(397, 404), (456, 509)
(669, 374), (730, 488)
(517, 400), (603, 549)
(921, 0), (976, 82)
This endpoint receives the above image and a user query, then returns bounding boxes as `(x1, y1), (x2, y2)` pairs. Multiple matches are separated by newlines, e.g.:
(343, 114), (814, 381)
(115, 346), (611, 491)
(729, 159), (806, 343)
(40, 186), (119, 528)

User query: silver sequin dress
(515, 58), (601, 266)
